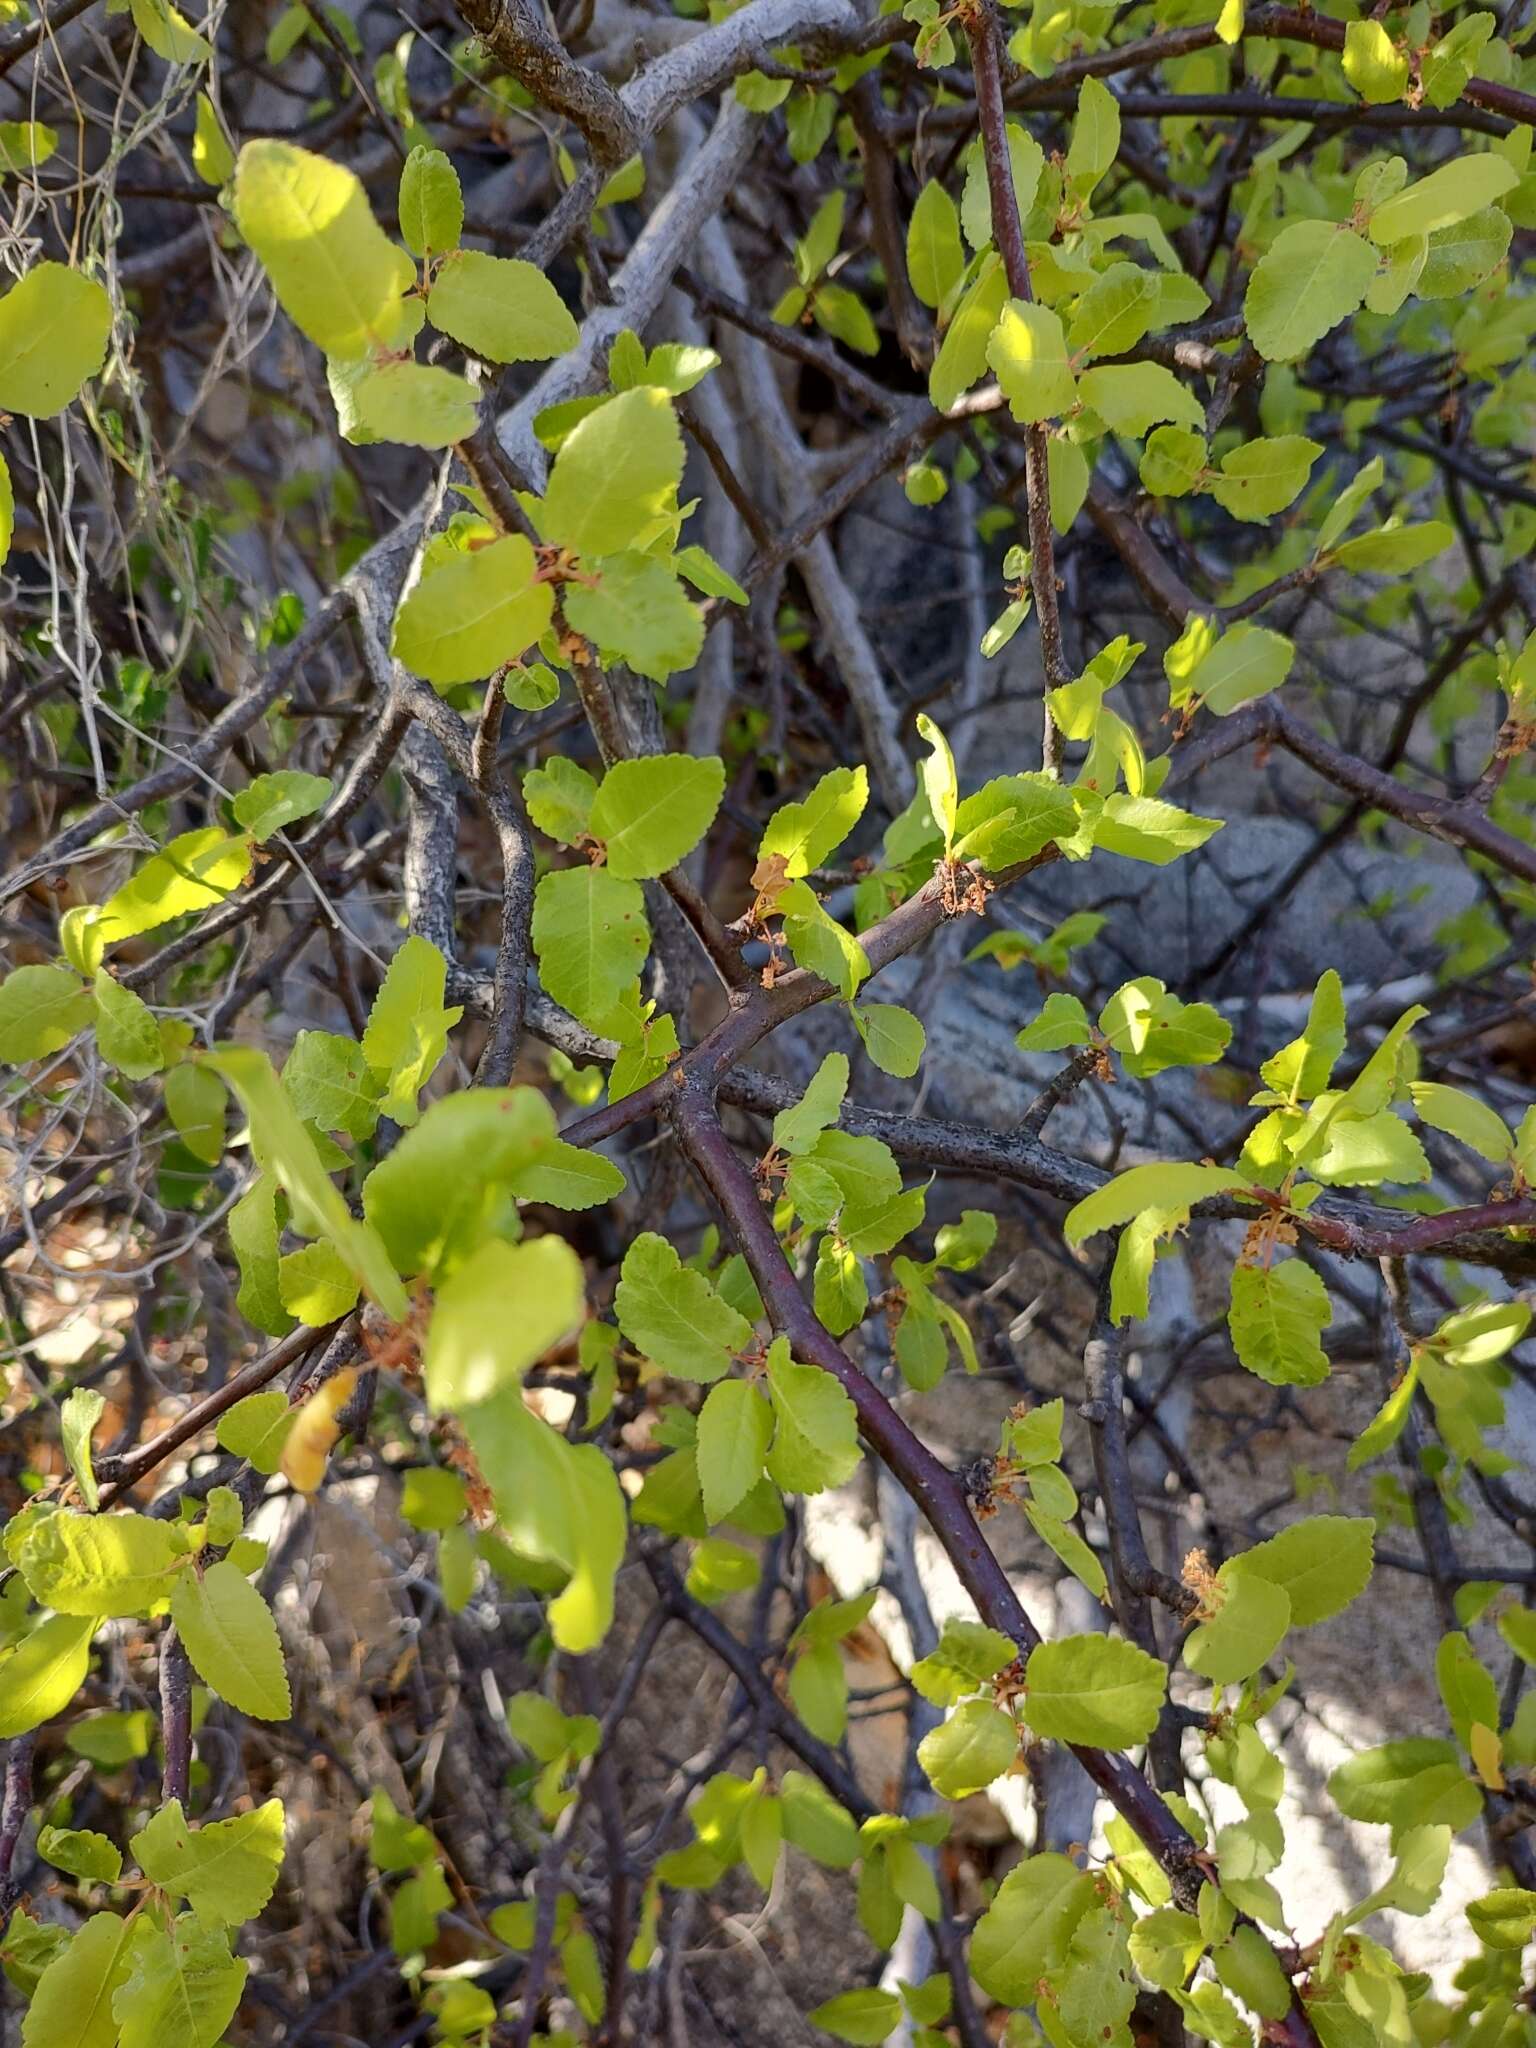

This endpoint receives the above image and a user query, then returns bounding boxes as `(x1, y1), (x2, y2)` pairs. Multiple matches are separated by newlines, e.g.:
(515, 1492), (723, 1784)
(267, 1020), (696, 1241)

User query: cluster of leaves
(3, 0), (1536, 2045)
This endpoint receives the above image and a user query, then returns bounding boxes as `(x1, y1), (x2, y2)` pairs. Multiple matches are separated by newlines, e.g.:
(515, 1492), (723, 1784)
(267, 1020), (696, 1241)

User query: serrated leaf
(427, 249), (577, 363)
(60, 1387), (106, 1510)
(1022, 1632), (1166, 1746)
(0, 262), (113, 417)
(1065, 1162), (1247, 1245)
(565, 552), (704, 685)
(1077, 361), (1203, 435)
(1229, 1259), (1331, 1387)
(391, 533), (554, 689)
(131, 1799), (285, 1925)
(20, 1910), (135, 2048)
(907, 181), (964, 309)
(170, 1559), (291, 1719)
(216, 1391), (297, 1475)
(588, 755), (725, 879)
(96, 828), (252, 946)
(988, 299), (1075, 424)
(696, 1378), (774, 1525)
(1244, 220), (1376, 361)
(16, 1512), (184, 1618)
(918, 1698), (1018, 1797)
(616, 1232), (751, 1382)
(969, 1853), (1098, 2004)
(398, 144), (462, 257)
(1185, 1568), (1291, 1685)
(1207, 437), (1321, 523)
(360, 934), (462, 1127)
(760, 766), (868, 879)
(38, 1825), (122, 1884)
(0, 1612), (96, 1738)
(113, 1912), (247, 2048)
(231, 769), (331, 842)
(1237, 1515), (1374, 1627)
(93, 970), (164, 1080)
(540, 386), (684, 559)
(234, 141), (413, 357)
(1369, 152), (1517, 244)
(765, 1339), (861, 1494)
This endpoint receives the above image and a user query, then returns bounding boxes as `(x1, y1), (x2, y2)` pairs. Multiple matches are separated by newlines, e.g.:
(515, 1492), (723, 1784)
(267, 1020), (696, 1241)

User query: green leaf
(1369, 152), (1517, 244)
(1343, 19), (1409, 103)
(1185, 1568), (1291, 1685)
(206, 1048), (408, 1319)
(1140, 425), (1207, 497)
(0, 1613), (95, 1738)
(16, 1512), (184, 1618)
(540, 386), (684, 559)
(1016, 990), (1091, 1053)
(765, 1339), (861, 1494)
(807, 1987), (902, 2044)
(813, 283), (879, 357)
(760, 766), (869, 879)
(507, 1140), (625, 1210)
(282, 1030), (381, 1142)
(564, 552), (703, 685)
(952, 773), (1078, 869)
(93, 970), (164, 1080)
(906, 182), (964, 309)
(1243, 220), (1376, 361)
(1261, 968), (1346, 1100)
(968, 1852), (1097, 2004)
(780, 882), (870, 1000)
(1228, 1260), (1331, 1387)
(0, 262), (113, 417)
(929, 256), (1007, 415)
(1345, 1823), (1451, 1924)
(112, 1912), (247, 2048)
(1022, 1633), (1166, 1746)
(360, 934), (462, 1126)
(696, 1378), (774, 1525)
(1064, 1162), (1247, 1245)
(343, 360), (478, 448)
(1077, 362), (1203, 436)
(1418, 205), (1512, 299)
(129, 0), (211, 62)
(910, 1619), (1015, 1706)
(234, 141), (413, 356)
(424, 1235), (584, 1410)
(170, 1559), (291, 1719)
(782, 1770), (859, 1867)
(1437, 1630), (1500, 1750)
(1026, 1504), (1109, 1602)
(461, 1387), (626, 1651)
(231, 769), (331, 842)
(131, 1799), (284, 1925)
(1067, 263), (1162, 361)
(1065, 75), (1120, 200)
(1099, 977), (1230, 1078)
(1409, 1081), (1510, 1161)
(915, 712), (958, 850)
(1092, 792), (1222, 864)
(427, 249), (577, 363)
(20, 1910), (135, 2048)
(190, 93), (233, 185)
(525, 756), (598, 846)
(0, 965), (92, 1061)
(226, 1181), (292, 1344)
(987, 299), (1076, 424)
(1237, 1515), (1374, 1627)
(918, 1698), (1018, 1797)
(60, 1387), (106, 1510)
(399, 144), (462, 257)
(216, 1391), (297, 1475)
(616, 1232), (752, 1383)
(1207, 436), (1321, 523)
(362, 1086), (555, 1278)
(772, 1053), (849, 1157)
(1467, 1887), (1536, 1950)
(0, 119), (59, 175)
(278, 1240), (360, 1324)
(1329, 1739), (1480, 1833)
(0, 448), (11, 567)
(391, 533), (554, 689)
(37, 1825), (122, 1884)
(851, 1002), (926, 1079)
(961, 124), (1043, 249)
(96, 827), (252, 945)
(588, 755), (725, 879)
